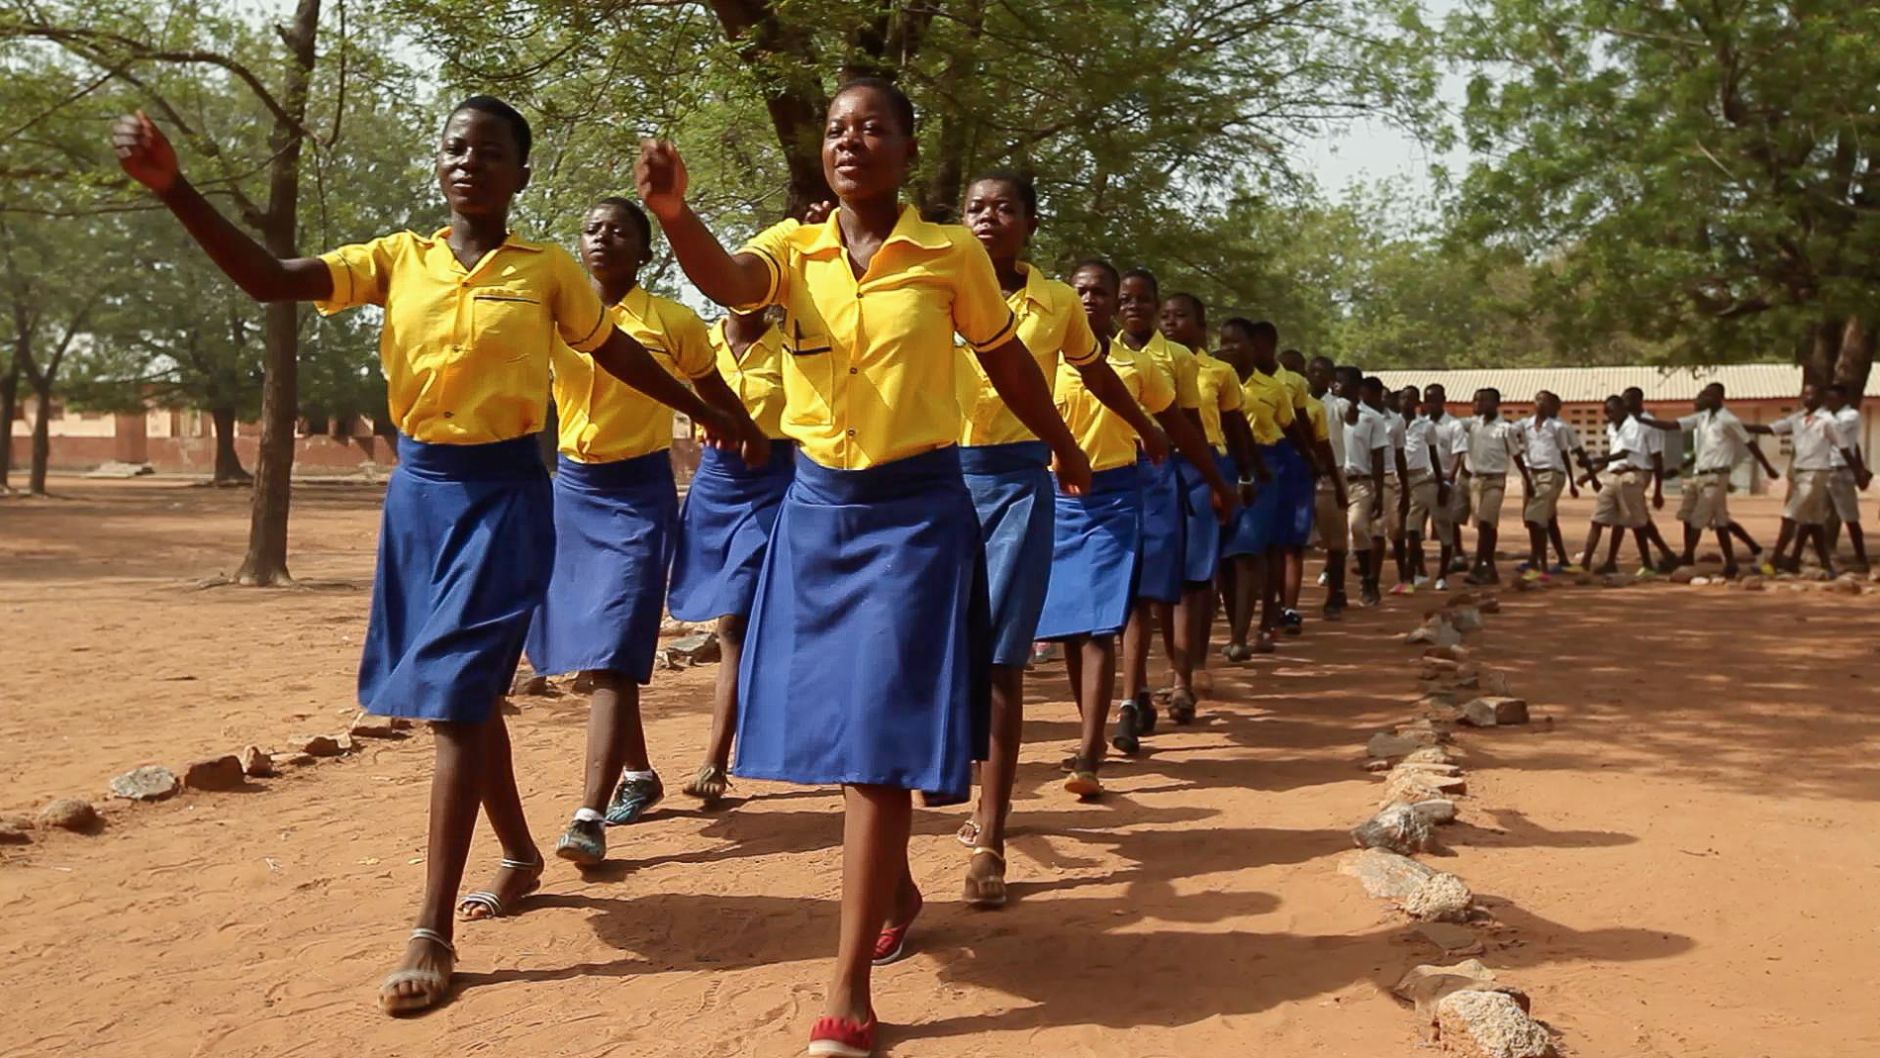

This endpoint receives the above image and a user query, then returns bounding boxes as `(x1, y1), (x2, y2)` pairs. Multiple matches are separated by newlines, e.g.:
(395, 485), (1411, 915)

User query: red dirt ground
(2, 479), (1875, 1058)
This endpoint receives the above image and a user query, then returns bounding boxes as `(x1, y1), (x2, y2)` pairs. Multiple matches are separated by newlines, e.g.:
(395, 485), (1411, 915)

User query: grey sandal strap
(458, 892), (503, 916)
(409, 927), (455, 954)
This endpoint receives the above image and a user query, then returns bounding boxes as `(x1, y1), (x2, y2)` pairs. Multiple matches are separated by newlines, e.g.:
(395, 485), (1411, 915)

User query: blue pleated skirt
(1136, 453), (1185, 603)
(668, 440), (796, 622)
(1223, 443), (1289, 558)
(359, 435), (553, 724)
(734, 446), (990, 805)
(961, 441), (1055, 667)
(525, 450), (676, 684)
(1036, 464), (1143, 641)
(1273, 441), (1316, 547)
(1176, 454), (1221, 584)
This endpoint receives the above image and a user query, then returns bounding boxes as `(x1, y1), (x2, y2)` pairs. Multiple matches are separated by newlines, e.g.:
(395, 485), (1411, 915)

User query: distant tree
(67, 209), (264, 484)
(0, 213), (107, 494)
(1, 0), (425, 579)
(1448, 0), (1880, 393)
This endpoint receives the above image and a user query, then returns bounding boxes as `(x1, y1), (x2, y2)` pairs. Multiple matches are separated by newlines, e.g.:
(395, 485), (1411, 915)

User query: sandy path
(2, 480), (1876, 1057)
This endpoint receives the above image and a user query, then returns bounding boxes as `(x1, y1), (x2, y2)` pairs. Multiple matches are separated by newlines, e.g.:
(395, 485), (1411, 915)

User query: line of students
(1314, 376), (1872, 588)
(115, 81), (1874, 1058)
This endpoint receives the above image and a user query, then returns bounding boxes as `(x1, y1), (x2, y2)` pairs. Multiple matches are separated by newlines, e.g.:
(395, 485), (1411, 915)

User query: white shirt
(1639, 417), (1664, 457)
(1517, 416), (1579, 471)
(1322, 392), (1351, 467)
(1674, 407), (1751, 473)
(1383, 410), (1407, 477)
(1829, 407), (1859, 469)
(1403, 416), (1437, 475)
(1603, 416), (1654, 471)
(1424, 414), (1463, 477)
(1772, 408), (1842, 471)
(1460, 415), (1520, 474)
(1343, 405), (1391, 477)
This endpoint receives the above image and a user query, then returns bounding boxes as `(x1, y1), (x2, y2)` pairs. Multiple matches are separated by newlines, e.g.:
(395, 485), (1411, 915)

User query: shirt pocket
(471, 291), (548, 363)
(779, 307), (835, 427)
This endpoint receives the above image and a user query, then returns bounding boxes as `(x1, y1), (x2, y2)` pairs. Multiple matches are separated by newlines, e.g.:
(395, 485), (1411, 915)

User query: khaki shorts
(1522, 468), (1566, 525)
(1828, 468), (1862, 524)
(1786, 468), (1833, 526)
(1347, 475), (1384, 547)
(1594, 468), (1648, 528)
(1404, 469), (1440, 538)
(1438, 471), (1469, 535)
(1469, 473), (1507, 527)
(1383, 475), (1407, 539)
(1678, 470), (1731, 530)
(1314, 471), (1350, 552)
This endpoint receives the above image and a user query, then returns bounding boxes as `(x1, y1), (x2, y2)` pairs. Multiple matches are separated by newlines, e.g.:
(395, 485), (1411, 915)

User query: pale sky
(1300, 111), (1463, 207)
(1301, 0), (1471, 209)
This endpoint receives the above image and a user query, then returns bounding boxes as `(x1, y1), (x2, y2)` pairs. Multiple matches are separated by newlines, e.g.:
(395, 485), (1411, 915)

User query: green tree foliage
(1, 0), (433, 579)
(392, 0), (1442, 285)
(1447, 0), (1880, 390)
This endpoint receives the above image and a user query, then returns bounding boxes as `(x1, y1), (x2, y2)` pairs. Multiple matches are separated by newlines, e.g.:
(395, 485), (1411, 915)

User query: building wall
(8, 395), (706, 481)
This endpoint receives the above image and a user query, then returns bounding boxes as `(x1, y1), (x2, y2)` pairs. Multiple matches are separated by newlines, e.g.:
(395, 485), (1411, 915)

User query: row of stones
(1339, 593), (1558, 1058)
(0, 711), (411, 847)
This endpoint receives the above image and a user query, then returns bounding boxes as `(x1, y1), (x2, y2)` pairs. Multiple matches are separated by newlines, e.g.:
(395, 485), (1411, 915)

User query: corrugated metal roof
(1370, 365), (1877, 403)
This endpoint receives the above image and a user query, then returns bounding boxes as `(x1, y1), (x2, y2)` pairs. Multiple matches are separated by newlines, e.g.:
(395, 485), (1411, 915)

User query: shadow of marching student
(1427, 587), (1880, 803)
(905, 894), (1694, 1049)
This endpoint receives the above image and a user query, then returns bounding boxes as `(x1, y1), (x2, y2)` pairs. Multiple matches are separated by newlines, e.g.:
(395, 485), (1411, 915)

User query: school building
(1373, 365), (1880, 494)
(6, 398), (703, 480)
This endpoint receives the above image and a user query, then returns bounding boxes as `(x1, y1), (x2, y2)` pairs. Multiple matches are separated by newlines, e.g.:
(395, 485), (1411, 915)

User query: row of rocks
(1344, 592), (1557, 1058)
(1508, 562), (1880, 594)
(4, 712), (410, 849)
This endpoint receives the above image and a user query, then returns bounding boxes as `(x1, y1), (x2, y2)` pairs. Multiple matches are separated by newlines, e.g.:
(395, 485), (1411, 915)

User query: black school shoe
(1280, 608), (1304, 636)
(1323, 592), (1348, 620)
(1111, 700), (1143, 755)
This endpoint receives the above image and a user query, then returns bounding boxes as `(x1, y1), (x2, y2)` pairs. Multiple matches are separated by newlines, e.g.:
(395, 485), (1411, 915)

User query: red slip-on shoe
(807, 1015), (878, 1057)
(872, 889), (923, 966)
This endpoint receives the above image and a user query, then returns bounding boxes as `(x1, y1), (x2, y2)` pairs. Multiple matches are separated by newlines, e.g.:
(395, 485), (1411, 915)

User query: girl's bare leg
(825, 784), (915, 1025)
(700, 615), (745, 770)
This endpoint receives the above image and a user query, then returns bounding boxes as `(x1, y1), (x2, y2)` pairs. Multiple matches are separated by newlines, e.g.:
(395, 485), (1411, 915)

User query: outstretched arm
(1155, 406), (1238, 520)
(691, 370), (771, 467)
(977, 340), (1091, 494)
(1073, 356), (1169, 463)
(1752, 440), (1780, 481)
(1843, 444), (1871, 489)
(1225, 410), (1269, 509)
(637, 140), (773, 308)
(1323, 439), (1347, 507)
(1369, 447), (1387, 522)
(112, 112), (331, 303)
(589, 332), (760, 463)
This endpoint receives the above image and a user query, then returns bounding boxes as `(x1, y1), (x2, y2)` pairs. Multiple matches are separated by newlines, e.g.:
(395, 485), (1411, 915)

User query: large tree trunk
(234, 0), (320, 586)
(707, 0), (832, 219)
(210, 404), (249, 484)
(1799, 315), (1876, 405)
(1800, 318), (1839, 391)
(28, 380), (51, 495)
(918, 0), (985, 220)
(0, 351), (18, 491)
(1831, 315), (1873, 406)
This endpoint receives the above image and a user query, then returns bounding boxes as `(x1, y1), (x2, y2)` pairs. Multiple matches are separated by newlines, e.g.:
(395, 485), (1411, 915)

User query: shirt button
(846, 428), (856, 437)
(443, 411), (455, 419)
(849, 367), (858, 375)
